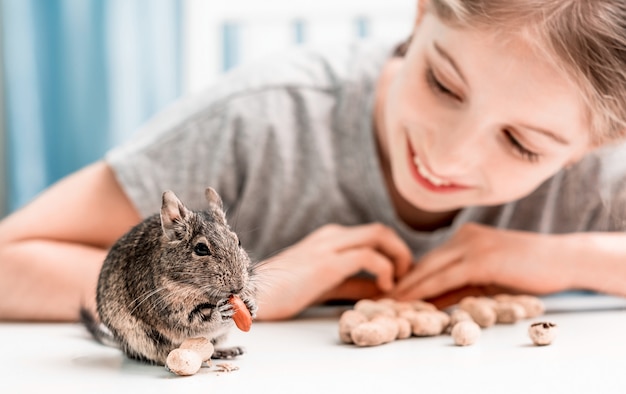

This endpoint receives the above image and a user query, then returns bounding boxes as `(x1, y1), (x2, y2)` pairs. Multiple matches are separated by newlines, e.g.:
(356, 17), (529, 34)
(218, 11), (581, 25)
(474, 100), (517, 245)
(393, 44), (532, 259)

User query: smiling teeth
(413, 156), (451, 186)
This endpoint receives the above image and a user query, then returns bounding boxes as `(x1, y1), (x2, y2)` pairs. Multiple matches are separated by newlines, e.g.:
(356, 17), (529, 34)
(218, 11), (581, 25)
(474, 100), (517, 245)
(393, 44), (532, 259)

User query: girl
(1, 0), (626, 321)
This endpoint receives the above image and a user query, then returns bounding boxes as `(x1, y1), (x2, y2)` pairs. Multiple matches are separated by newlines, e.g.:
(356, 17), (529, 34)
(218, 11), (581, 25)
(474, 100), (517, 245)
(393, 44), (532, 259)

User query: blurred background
(0, 0), (414, 218)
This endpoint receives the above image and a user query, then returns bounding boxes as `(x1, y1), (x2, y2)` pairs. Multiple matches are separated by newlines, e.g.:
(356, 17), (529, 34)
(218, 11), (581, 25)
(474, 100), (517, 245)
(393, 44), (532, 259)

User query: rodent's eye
(193, 242), (211, 257)
(237, 238), (241, 247)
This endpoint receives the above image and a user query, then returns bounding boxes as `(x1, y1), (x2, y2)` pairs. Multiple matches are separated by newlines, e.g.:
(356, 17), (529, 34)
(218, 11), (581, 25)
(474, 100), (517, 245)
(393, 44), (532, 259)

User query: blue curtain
(2, 0), (182, 213)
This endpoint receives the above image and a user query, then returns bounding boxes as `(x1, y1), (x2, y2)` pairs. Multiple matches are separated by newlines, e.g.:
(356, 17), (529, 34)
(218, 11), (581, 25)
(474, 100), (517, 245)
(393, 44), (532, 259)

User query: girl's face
(376, 10), (591, 213)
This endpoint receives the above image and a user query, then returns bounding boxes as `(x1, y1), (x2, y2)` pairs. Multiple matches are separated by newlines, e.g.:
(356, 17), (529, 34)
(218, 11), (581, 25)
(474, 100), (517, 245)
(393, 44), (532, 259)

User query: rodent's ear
(160, 190), (191, 241)
(205, 187), (223, 210)
(205, 187), (226, 223)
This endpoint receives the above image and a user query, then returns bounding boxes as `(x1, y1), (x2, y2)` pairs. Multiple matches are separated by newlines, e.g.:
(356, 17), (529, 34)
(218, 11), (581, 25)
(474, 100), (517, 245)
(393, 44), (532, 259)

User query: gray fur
(82, 187), (258, 365)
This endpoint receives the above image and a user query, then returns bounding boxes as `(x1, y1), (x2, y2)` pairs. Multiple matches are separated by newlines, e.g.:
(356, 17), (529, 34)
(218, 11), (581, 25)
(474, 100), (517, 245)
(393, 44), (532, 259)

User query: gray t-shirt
(106, 40), (626, 263)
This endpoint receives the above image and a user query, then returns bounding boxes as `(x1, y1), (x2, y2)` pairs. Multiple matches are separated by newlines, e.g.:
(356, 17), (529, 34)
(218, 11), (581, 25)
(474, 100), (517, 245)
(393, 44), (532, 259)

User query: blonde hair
(413, 0), (626, 146)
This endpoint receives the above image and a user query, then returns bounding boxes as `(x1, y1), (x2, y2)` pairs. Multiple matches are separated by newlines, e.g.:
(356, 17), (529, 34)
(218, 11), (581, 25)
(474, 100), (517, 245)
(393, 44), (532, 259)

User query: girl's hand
(254, 223), (412, 320)
(388, 223), (571, 305)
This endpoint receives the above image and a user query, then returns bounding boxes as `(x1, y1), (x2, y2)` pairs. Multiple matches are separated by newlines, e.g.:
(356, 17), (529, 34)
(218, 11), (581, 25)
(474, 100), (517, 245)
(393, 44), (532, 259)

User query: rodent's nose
(230, 286), (244, 294)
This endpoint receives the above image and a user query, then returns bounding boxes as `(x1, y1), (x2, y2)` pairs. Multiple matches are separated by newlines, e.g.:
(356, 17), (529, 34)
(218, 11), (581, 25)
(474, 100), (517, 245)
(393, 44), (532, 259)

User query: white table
(2, 294), (626, 394)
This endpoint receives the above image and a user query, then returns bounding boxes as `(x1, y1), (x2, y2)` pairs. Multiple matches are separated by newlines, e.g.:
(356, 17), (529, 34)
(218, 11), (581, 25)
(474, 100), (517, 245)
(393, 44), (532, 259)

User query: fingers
(426, 285), (517, 309)
(425, 286), (488, 309)
(336, 248), (397, 292)
(258, 244), (397, 311)
(389, 241), (461, 296)
(323, 224), (413, 279)
(315, 246), (399, 305)
(316, 278), (384, 304)
(392, 259), (471, 301)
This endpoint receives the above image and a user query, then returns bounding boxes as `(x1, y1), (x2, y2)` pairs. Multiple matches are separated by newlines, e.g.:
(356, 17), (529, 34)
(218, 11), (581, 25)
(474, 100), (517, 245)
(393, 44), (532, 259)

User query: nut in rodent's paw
(229, 295), (252, 332)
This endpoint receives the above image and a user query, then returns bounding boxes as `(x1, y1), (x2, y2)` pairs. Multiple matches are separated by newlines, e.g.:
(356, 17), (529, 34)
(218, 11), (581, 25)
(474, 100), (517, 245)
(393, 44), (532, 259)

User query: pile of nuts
(338, 294), (557, 347)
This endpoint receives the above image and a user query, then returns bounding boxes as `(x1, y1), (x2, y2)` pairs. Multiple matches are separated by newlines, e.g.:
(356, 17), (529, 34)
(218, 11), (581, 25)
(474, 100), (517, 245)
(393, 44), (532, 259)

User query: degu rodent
(81, 187), (258, 365)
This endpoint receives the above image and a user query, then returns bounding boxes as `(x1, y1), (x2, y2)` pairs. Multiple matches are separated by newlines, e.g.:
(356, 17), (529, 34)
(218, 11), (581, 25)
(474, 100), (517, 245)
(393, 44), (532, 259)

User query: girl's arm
(389, 222), (626, 304)
(564, 231), (626, 295)
(0, 161), (414, 322)
(0, 161), (141, 321)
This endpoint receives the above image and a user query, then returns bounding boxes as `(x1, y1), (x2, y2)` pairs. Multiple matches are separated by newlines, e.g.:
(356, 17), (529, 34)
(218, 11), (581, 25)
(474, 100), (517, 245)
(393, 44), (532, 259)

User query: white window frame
(181, 0), (414, 94)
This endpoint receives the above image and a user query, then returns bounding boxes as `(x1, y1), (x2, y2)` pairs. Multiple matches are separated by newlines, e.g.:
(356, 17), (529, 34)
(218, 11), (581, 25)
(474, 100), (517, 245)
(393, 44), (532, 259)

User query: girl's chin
(396, 183), (466, 213)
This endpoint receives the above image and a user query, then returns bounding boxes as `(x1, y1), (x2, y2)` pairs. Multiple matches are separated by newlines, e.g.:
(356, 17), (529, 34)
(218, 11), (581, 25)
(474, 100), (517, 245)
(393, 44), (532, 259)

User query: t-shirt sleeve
(516, 142), (626, 233)
(104, 43), (347, 220)
(583, 144), (626, 232)
(105, 92), (246, 218)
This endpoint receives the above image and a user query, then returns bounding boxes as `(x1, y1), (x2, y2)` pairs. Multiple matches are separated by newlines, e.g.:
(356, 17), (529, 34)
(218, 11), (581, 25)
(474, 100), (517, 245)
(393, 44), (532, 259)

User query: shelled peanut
(338, 294), (546, 347)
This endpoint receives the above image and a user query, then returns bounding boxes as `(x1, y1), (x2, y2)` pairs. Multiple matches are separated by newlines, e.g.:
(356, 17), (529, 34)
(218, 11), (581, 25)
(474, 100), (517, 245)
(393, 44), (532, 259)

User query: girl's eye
(426, 68), (459, 100)
(503, 129), (540, 162)
(193, 242), (211, 256)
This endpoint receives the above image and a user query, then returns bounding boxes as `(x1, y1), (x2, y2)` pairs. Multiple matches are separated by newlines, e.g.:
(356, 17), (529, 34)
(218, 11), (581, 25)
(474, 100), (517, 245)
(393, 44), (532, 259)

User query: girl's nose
(426, 123), (487, 177)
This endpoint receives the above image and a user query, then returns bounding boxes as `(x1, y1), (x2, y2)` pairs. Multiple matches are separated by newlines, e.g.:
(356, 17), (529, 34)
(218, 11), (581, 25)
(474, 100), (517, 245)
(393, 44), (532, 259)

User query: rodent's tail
(79, 307), (119, 349)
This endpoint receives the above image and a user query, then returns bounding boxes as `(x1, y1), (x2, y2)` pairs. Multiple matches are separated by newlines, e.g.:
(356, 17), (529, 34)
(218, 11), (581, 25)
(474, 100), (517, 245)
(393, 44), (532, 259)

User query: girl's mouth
(407, 143), (469, 193)
(413, 155), (451, 186)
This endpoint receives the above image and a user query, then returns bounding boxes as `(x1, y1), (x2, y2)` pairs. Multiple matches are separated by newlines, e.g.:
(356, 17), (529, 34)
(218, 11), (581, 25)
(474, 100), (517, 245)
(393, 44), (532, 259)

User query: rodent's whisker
(149, 292), (173, 316)
(128, 287), (168, 314)
(208, 287), (226, 300)
(227, 215), (260, 237)
(254, 244), (293, 264)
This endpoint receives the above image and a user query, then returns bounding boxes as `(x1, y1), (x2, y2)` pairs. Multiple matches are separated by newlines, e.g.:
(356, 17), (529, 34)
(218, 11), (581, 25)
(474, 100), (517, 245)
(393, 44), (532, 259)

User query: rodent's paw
(217, 298), (235, 320)
(212, 346), (245, 359)
(243, 297), (258, 319)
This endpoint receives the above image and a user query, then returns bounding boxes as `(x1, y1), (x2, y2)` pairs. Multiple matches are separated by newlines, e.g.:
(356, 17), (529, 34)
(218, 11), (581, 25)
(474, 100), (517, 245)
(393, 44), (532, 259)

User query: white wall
(181, 0), (415, 94)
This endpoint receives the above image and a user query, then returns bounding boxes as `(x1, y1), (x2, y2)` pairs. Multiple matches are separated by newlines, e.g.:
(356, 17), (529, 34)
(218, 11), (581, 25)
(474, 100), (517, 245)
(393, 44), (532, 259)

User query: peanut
(493, 294), (545, 318)
(229, 295), (252, 332)
(351, 316), (398, 346)
(451, 320), (481, 346)
(338, 309), (368, 344)
(179, 337), (214, 361)
(528, 321), (557, 346)
(407, 311), (446, 336)
(449, 309), (473, 326)
(410, 300), (438, 312)
(494, 301), (526, 324)
(446, 309), (473, 334)
(395, 317), (412, 339)
(353, 299), (395, 318)
(459, 297), (497, 328)
(166, 348), (202, 376)
(513, 295), (545, 318)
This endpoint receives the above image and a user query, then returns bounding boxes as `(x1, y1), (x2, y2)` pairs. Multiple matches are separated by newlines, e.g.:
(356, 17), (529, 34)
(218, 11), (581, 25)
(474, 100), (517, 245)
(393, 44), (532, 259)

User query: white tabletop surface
(2, 293), (626, 394)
